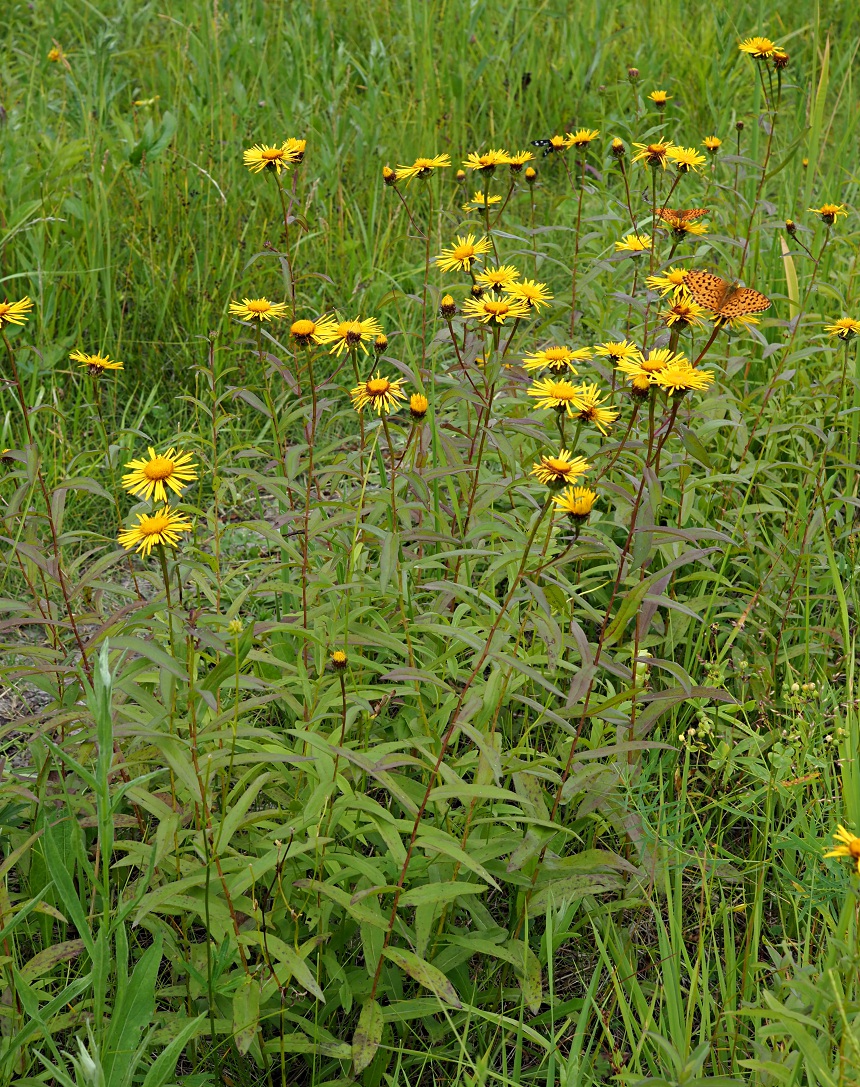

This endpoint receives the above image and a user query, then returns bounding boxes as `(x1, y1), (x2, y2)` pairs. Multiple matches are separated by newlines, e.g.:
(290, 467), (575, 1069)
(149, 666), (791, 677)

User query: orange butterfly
(657, 208), (708, 223)
(684, 270), (772, 318)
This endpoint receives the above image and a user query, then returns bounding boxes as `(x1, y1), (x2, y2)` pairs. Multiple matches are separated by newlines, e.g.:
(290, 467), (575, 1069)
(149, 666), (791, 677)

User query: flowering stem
(381, 416), (399, 532)
(569, 154), (586, 337)
(530, 184), (538, 272)
(392, 185), (425, 238)
(490, 179), (515, 228)
(273, 172), (296, 320)
(738, 77), (782, 280)
(618, 158), (638, 232)
(421, 184), (434, 377)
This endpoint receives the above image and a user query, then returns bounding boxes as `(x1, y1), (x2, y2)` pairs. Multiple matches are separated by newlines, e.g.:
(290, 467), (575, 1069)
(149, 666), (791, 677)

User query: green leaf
(103, 933), (163, 1084)
(352, 997), (384, 1075)
(399, 881), (487, 908)
(141, 1014), (207, 1087)
(382, 947), (462, 1008)
(233, 975), (261, 1056)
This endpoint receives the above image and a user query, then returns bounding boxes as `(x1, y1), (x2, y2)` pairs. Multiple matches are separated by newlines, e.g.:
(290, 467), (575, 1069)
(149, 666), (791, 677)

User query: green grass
(1, 0), (860, 1085)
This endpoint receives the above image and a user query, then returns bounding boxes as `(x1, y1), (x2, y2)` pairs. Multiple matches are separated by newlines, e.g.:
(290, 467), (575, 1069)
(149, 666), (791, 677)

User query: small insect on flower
(571, 383), (619, 435)
(647, 90), (671, 109)
(522, 345), (592, 375)
(349, 372), (407, 415)
(825, 318), (860, 341)
(461, 296), (531, 325)
(632, 141), (675, 169)
(824, 825), (860, 875)
(565, 128), (600, 150)
(475, 265), (521, 293)
(668, 146), (707, 174)
(462, 191), (502, 211)
(531, 134), (567, 158)
(615, 234), (651, 254)
(243, 143), (301, 175)
(738, 36), (776, 58)
(0, 297), (34, 328)
(660, 299), (706, 328)
(409, 394), (429, 420)
(703, 136), (722, 154)
(123, 448), (198, 504)
(318, 317), (384, 356)
(463, 149), (512, 173)
(553, 486), (598, 522)
(654, 361), (715, 395)
(118, 506), (193, 556)
(507, 279), (553, 312)
(531, 448), (590, 489)
(808, 203), (848, 225)
(70, 349), (124, 375)
(527, 377), (582, 417)
(440, 295), (457, 319)
(435, 234), (493, 274)
(594, 340), (640, 364)
(395, 154), (452, 183)
(330, 650), (348, 671)
(229, 297), (289, 322)
(290, 317), (338, 346)
(646, 267), (691, 299)
(508, 150), (534, 172)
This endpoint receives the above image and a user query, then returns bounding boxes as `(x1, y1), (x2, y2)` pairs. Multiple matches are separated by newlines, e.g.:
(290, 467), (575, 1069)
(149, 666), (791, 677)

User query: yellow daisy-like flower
(808, 203), (848, 225)
(824, 318), (860, 341)
(524, 167), (538, 183)
(463, 149), (511, 172)
(611, 138), (626, 159)
(714, 313), (761, 332)
(395, 154), (451, 183)
(739, 36), (776, 58)
(668, 146), (707, 174)
(772, 48), (789, 70)
(440, 295), (457, 319)
(435, 234), (493, 274)
(660, 300), (706, 328)
(462, 191), (502, 210)
(475, 265), (521, 292)
(330, 649), (348, 671)
(594, 340), (640, 364)
(615, 234), (651, 254)
(531, 449), (590, 489)
(703, 136), (722, 154)
(243, 143), (300, 175)
(616, 347), (677, 383)
(461, 295), (531, 325)
(284, 137), (306, 163)
(536, 134), (567, 156)
(508, 150), (535, 171)
(628, 374), (652, 400)
(290, 317), (338, 346)
(507, 279), (553, 311)
(0, 297), (34, 328)
(571, 383), (619, 435)
(565, 128), (600, 150)
(118, 506), (193, 557)
(383, 165), (398, 186)
(632, 141), (675, 169)
(553, 486), (598, 521)
(317, 317), (384, 356)
(522, 345), (592, 375)
(122, 447), (198, 504)
(349, 372), (407, 415)
(409, 394), (429, 420)
(646, 267), (690, 298)
(654, 362), (715, 395)
(70, 349), (124, 374)
(647, 90), (671, 107)
(229, 297), (289, 322)
(824, 825), (860, 875)
(665, 217), (709, 238)
(47, 46), (63, 63)
(527, 377), (581, 417)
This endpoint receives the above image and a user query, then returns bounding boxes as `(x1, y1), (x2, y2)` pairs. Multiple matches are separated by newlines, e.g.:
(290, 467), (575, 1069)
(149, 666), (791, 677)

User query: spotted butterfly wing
(717, 286), (772, 317)
(658, 208), (708, 223)
(685, 270), (771, 317)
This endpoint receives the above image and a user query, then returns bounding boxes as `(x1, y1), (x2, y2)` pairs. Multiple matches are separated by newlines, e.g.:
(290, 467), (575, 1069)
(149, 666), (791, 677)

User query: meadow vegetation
(1, 0), (860, 1084)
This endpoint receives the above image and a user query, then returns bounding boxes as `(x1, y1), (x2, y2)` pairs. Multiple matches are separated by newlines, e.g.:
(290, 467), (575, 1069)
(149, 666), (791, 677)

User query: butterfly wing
(718, 286), (772, 317)
(685, 270), (730, 311)
(658, 208), (708, 223)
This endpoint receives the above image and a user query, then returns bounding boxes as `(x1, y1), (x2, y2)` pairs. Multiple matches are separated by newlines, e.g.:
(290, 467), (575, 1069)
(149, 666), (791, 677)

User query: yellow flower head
(383, 165), (398, 186)
(229, 297), (289, 322)
(615, 233), (651, 254)
(825, 318), (860, 341)
(463, 148), (511, 173)
(647, 90), (671, 108)
(243, 143), (301, 175)
(475, 265), (521, 293)
(461, 295), (531, 325)
(410, 394), (429, 419)
(395, 154), (451, 183)
(435, 233), (492, 274)
(713, 312), (762, 332)
(824, 825), (860, 874)
(537, 134), (567, 156)
(527, 377), (581, 417)
(660, 299), (706, 328)
(0, 297), (34, 328)
(531, 448), (590, 489)
(611, 138), (626, 158)
(507, 279), (553, 311)
(646, 267), (690, 298)
(571, 382), (619, 435)
(440, 295), (457, 318)
(290, 317), (338, 346)
(739, 36), (776, 58)
(594, 340), (640, 363)
(70, 349), (124, 375)
(616, 347), (677, 383)
(662, 215), (708, 237)
(553, 486), (598, 522)
(285, 137), (306, 163)
(654, 361), (715, 395)
(349, 372), (407, 415)
(374, 333), (388, 355)
(508, 150), (535, 171)
(330, 649), (348, 670)
(522, 345), (592, 375)
(47, 46), (63, 63)
(118, 506), (193, 557)
(318, 316), (384, 356)
(808, 203), (848, 225)
(524, 166), (538, 183)
(772, 47), (789, 70)
(703, 136), (722, 153)
(122, 447), (198, 504)
(565, 128), (600, 150)
(668, 146), (707, 174)
(632, 141), (675, 169)
(462, 191), (502, 210)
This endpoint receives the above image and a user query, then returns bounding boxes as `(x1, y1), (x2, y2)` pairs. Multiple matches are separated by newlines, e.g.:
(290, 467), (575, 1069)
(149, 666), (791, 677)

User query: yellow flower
(808, 203), (848, 225)
(662, 216), (708, 237)
(395, 154), (451, 183)
(565, 128), (600, 150)
(0, 297), (34, 328)
(229, 297), (289, 322)
(668, 146), (707, 174)
(463, 149), (511, 172)
(475, 265), (521, 292)
(571, 383), (618, 435)
(616, 348), (677, 383)
(284, 137), (306, 163)
(615, 234), (651, 254)
(646, 267), (690, 298)
(825, 318), (860, 341)
(507, 279), (553, 311)
(383, 165), (397, 186)
(122, 447), (198, 504)
(553, 486), (598, 521)
(739, 36), (776, 58)
(654, 361), (715, 395)
(435, 234), (492, 273)
(461, 296), (531, 325)
(824, 825), (860, 874)
(70, 349), (124, 374)
(118, 506), (193, 556)
(629, 374), (652, 400)
(47, 46), (63, 63)
(462, 191), (502, 210)
(647, 90), (671, 108)
(349, 372), (407, 415)
(594, 340), (640, 364)
(508, 150), (534, 172)
(290, 317), (338, 346)
(533, 134), (567, 156)
(531, 448), (590, 489)
(714, 313), (762, 332)
(703, 136), (722, 154)
(632, 141), (675, 169)
(522, 345), (591, 375)
(527, 377), (581, 417)
(524, 166), (538, 183)
(440, 295), (457, 318)
(330, 649), (348, 671)
(772, 48), (789, 70)
(660, 300), (706, 328)
(611, 138), (626, 158)
(318, 317), (384, 356)
(410, 394), (429, 419)
(374, 333), (388, 355)
(243, 143), (300, 175)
